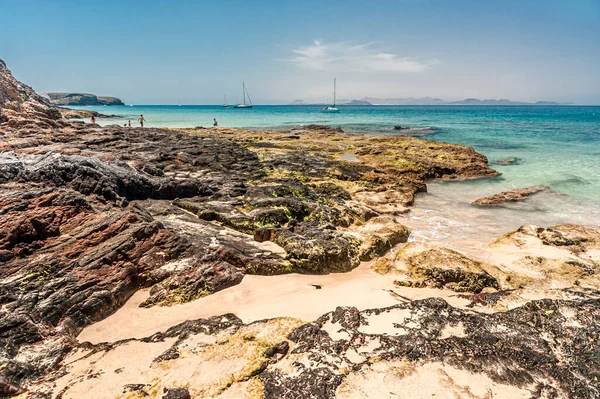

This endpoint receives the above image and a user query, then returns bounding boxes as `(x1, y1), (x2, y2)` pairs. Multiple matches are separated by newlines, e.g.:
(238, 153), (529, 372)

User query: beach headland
(2, 58), (600, 398)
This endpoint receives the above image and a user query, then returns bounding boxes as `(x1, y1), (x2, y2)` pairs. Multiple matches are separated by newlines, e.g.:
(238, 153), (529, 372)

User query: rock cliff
(0, 59), (61, 128)
(40, 92), (124, 106)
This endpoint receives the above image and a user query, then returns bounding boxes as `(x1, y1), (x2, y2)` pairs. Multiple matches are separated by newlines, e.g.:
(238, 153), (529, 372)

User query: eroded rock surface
(21, 297), (600, 398)
(0, 59), (61, 128)
(472, 185), (548, 206)
(58, 108), (118, 119)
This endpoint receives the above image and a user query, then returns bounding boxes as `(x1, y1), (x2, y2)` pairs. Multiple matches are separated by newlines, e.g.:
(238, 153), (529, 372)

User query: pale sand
(51, 338), (176, 399)
(78, 261), (469, 344)
(48, 319), (301, 399)
(78, 227), (596, 344)
(336, 360), (546, 399)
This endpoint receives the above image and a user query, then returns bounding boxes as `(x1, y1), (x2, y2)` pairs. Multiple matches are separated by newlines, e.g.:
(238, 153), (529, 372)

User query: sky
(1, 0), (599, 104)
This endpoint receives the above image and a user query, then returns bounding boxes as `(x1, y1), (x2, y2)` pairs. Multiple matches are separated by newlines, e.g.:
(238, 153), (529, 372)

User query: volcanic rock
(21, 297), (600, 398)
(472, 185), (548, 205)
(0, 59), (61, 128)
(59, 108), (119, 119)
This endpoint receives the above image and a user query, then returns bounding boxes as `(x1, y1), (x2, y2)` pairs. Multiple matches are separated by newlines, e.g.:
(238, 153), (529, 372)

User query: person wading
(138, 114), (145, 127)
(213, 118), (218, 127)
(90, 115), (96, 124)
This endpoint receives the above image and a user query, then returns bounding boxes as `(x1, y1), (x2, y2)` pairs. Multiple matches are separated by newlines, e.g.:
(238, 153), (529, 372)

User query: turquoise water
(74, 105), (600, 228)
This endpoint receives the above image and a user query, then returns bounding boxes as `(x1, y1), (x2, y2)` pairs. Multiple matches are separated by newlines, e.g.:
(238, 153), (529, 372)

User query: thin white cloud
(286, 40), (439, 73)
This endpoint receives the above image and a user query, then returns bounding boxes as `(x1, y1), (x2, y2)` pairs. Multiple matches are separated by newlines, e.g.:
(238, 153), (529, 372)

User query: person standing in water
(213, 118), (218, 127)
(138, 114), (145, 127)
(128, 120), (131, 128)
(90, 115), (96, 124)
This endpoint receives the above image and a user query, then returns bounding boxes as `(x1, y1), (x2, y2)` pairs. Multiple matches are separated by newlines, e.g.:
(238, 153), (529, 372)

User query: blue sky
(1, 0), (599, 104)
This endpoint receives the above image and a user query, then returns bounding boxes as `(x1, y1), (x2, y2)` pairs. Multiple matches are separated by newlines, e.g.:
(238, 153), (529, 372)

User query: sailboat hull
(233, 104), (253, 108)
(322, 106), (339, 112)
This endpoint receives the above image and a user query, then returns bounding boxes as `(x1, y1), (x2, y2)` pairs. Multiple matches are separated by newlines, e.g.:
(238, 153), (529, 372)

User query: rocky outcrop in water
(58, 108), (119, 119)
(40, 92), (124, 106)
(472, 185), (548, 205)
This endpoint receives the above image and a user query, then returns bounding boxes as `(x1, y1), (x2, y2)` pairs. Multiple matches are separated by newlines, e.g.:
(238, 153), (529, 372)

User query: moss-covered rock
(396, 247), (502, 293)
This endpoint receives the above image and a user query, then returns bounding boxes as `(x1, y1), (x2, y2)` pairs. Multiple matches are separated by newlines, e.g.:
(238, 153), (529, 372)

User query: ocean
(74, 104), (600, 246)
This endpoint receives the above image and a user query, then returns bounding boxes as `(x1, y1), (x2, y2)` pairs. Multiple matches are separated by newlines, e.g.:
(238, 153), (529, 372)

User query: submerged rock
(495, 156), (520, 165)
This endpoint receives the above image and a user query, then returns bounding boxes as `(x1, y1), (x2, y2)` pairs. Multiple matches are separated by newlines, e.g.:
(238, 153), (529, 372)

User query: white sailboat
(234, 82), (253, 108)
(222, 95), (228, 108)
(322, 78), (339, 112)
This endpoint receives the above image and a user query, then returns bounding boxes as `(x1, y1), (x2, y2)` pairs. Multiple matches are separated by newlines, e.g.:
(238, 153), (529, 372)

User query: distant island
(361, 97), (574, 105)
(289, 97), (571, 106)
(290, 99), (373, 106)
(41, 92), (124, 106)
(343, 99), (373, 105)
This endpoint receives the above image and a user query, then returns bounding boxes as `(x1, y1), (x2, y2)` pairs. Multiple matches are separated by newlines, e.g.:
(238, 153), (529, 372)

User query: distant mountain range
(360, 97), (574, 105)
(291, 97), (574, 106)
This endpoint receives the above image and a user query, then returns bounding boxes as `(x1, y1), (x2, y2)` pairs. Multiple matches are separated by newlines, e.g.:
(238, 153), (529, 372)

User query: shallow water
(402, 181), (600, 254)
(74, 104), (600, 230)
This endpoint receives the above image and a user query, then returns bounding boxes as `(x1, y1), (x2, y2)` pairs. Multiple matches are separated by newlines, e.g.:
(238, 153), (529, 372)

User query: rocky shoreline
(57, 108), (119, 120)
(2, 58), (600, 398)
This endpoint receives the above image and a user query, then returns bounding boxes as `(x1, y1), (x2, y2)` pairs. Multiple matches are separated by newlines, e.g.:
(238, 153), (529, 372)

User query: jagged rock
(59, 108), (119, 119)
(394, 246), (504, 292)
(472, 185), (548, 205)
(358, 217), (411, 261)
(0, 151), (212, 201)
(23, 298), (600, 398)
(0, 58), (61, 127)
(494, 224), (600, 255)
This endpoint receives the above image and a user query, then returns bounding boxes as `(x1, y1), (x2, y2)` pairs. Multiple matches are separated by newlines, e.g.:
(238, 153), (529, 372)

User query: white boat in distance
(222, 95), (228, 108)
(234, 82), (253, 108)
(323, 78), (339, 112)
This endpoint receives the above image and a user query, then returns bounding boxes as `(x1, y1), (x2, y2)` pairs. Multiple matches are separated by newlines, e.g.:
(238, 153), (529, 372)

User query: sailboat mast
(333, 78), (336, 107)
(242, 81), (246, 105)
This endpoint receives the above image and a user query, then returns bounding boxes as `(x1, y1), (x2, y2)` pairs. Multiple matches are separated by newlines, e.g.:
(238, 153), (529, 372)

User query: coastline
(4, 123), (599, 398)
(2, 56), (600, 398)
